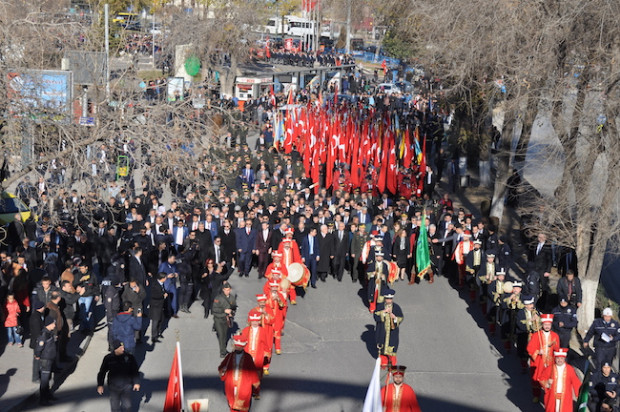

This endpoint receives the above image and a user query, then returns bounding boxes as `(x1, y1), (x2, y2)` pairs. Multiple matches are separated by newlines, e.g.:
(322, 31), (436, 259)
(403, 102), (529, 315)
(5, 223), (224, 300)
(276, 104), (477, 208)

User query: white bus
(263, 17), (289, 35)
(286, 16), (316, 37)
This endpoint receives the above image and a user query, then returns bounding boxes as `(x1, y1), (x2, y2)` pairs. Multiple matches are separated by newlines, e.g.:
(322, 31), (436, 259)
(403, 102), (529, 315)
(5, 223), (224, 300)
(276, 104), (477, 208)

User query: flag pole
(177, 340), (185, 412)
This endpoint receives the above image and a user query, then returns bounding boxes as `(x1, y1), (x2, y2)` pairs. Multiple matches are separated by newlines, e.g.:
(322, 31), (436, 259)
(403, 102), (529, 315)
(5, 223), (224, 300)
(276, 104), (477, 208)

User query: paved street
(18, 267), (539, 411)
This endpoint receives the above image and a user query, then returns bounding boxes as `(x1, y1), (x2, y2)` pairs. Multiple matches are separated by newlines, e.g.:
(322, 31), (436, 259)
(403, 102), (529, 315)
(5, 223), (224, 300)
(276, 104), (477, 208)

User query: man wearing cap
(212, 282), (238, 358)
(368, 251), (389, 313)
(96, 339), (140, 412)
(277, 227), (301, 261)
(475, 252), (496, 309)
(487, 269), (507, 334)
(584, 308), (620, 368)
(453, 230), (473, 289)
(538, 348), (581, 412)
(35, 316), (57, 405)
(374, 289), (404, 367)
(265, 252), (295, 304)
(239, 309), (270, 379)
(218, 335), (260, 411)
(266, 281), (286, 354)
(527, 314), (560, 402)
(551, 298), (578, 349)
(381, 365), (422, 412)
(588, 361), (619, 412)
(515, 295), (540, 361)
(251, 294), (275, 374)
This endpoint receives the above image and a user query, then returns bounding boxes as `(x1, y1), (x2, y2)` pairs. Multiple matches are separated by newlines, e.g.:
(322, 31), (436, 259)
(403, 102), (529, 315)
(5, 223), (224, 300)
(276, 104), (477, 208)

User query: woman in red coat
(3, 294), (23, 346)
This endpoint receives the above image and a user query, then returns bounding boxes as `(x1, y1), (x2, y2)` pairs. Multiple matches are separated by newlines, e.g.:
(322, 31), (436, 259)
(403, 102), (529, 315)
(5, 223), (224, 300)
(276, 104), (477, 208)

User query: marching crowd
(1, 73), (618, 412)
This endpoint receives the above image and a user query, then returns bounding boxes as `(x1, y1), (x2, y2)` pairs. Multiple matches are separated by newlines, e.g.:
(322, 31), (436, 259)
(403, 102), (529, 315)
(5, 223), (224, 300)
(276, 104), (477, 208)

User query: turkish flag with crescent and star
(163, 343), (184, 412)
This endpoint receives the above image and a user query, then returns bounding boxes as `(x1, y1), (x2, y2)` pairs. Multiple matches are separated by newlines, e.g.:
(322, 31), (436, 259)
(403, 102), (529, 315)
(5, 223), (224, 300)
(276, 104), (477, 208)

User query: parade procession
(2, 0), (620, 412)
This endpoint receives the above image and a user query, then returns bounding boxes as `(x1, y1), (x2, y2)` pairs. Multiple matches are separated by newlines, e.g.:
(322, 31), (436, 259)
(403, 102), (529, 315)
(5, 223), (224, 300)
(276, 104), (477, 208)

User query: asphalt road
(21, 266), (539, 412)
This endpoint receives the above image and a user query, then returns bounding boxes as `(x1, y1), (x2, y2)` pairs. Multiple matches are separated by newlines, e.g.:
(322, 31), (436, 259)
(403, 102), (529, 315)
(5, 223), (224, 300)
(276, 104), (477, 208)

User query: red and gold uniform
(527, 314), (560, 400)
(452, 233), (473, 288)
(380, 366), (422, 412)
(240, 310), (271, 382)
(252, 294), (275, 373)
(537, 348), (581, 412)
(266, 251), (296, 304)
(218, 336), (260, 412)
(266, 281), (287, 354)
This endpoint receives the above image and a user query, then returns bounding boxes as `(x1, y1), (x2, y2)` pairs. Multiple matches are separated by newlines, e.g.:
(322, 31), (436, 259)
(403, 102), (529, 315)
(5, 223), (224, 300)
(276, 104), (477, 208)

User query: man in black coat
(529, 233), (553, 310)
(148, 272), (167, 343)
(218, 221), (237, 268)
(96, 339), (140, 412)
(128, 248), (148, 287)
(332, 222), (349, 282)
(316, 224), (335, 282)
(29, 300), (47, 383)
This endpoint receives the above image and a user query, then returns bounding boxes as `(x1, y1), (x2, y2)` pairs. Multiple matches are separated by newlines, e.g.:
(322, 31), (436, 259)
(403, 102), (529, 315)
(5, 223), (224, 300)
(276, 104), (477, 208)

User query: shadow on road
(18, 373), (523, 412)
(360, 324), (377, 358)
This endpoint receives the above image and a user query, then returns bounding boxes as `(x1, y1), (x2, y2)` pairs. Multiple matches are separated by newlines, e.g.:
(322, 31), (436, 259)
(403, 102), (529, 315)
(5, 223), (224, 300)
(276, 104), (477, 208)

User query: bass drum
(287, 262), (305, 286)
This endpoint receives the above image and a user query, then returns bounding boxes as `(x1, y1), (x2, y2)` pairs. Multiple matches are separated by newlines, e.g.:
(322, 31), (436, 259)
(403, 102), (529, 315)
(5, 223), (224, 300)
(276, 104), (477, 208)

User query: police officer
(589, 362), (619, 412)
(35, 316), (57, 405)
(584, 307), (620, 368)
(97, 340), (141, 412)
(551, 297), (578, 348)
(212, 282), (237, 358)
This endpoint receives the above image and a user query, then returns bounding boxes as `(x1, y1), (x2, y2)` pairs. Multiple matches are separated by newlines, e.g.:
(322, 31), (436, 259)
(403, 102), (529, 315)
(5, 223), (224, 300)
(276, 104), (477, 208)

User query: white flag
(362, 357), (383, 412)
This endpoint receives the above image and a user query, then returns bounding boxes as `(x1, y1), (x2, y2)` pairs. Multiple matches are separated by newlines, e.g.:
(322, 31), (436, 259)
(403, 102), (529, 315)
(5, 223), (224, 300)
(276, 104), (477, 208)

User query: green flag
(577, 359), (591, 412)
(416, 214), (431, 278)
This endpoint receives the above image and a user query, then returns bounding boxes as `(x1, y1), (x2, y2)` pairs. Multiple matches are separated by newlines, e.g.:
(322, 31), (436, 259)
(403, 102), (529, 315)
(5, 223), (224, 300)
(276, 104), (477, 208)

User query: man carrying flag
(414, 214), (433, 284)
(163, 341), (185, 412)
(380, 365), (422, 412)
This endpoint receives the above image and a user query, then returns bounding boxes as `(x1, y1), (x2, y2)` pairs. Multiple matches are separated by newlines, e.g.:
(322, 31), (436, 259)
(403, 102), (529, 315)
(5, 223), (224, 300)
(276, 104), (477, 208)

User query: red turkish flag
(387, 136), (398, 194)
(403, 126), (412, 169)
(163, 343), (184, 412)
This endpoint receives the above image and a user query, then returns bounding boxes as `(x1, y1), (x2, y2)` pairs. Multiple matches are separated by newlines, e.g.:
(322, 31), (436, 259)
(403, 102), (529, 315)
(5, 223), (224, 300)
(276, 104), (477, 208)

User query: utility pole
(345, 0), (351, 54)
(104, 3), (110, 100)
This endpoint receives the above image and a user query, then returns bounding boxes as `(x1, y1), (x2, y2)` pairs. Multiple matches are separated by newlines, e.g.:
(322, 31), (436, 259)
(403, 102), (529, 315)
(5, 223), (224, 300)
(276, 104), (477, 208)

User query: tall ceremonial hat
(512, 281), (523, 288)
(269, 280), (280, 289)
(248, 310), (262, 322)
(375, 251), (384, 257)
(473, 239), (482, 245)
(384, 289), (395, 299)
(284, 227), (294, 236)
(232, 335), (247, 347)
(553, 348), (568, 357)
(256, 294), (267, 302)
(462, 230), (472, 238)
(272, 251), (282, 258)
(391, 365), (407, 376)
(540, 313), (554, 323)
(495, 268), (506, 276)
(522, 295), (535, 305)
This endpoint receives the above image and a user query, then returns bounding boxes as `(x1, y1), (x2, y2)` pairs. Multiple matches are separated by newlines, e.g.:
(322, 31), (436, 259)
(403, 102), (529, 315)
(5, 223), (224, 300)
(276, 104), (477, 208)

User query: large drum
(287, 262), (310, 287)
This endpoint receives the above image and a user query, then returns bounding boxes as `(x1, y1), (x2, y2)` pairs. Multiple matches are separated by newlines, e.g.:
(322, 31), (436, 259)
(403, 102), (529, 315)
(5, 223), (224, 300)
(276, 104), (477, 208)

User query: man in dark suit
(195, 222), (215, 265)
(254, 220), (272, 279)
(218, 220), (237, 268)
(301, 227), (320, 288)
(530, 232), (553, 310)
(423, 166), (437, 197)
(333, 222), (349, 282)
(149, 272), (167, 343)
(235, 219), (256, 278)
(316, 224), (334, 282)
(128, 248), (148, 287)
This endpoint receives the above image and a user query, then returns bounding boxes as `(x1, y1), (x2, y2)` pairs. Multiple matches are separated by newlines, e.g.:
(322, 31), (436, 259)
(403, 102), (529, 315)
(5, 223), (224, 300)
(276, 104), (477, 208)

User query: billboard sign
(7, 70), (73, 123)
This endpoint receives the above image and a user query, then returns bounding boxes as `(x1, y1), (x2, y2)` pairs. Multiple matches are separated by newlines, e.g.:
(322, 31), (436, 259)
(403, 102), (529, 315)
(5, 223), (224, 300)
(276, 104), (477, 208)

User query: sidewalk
(0, 311), (95, 411)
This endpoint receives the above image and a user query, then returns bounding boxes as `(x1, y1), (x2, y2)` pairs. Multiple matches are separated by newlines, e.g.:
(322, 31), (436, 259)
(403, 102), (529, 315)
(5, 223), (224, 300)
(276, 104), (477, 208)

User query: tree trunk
(579, 277), (599, 336)
(490, 111), (515, 224)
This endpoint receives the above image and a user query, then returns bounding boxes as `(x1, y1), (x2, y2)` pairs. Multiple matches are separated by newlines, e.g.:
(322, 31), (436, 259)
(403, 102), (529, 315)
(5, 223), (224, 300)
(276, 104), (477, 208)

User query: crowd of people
(261, 48), (356, 68)
(1, 60), (618, 412)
